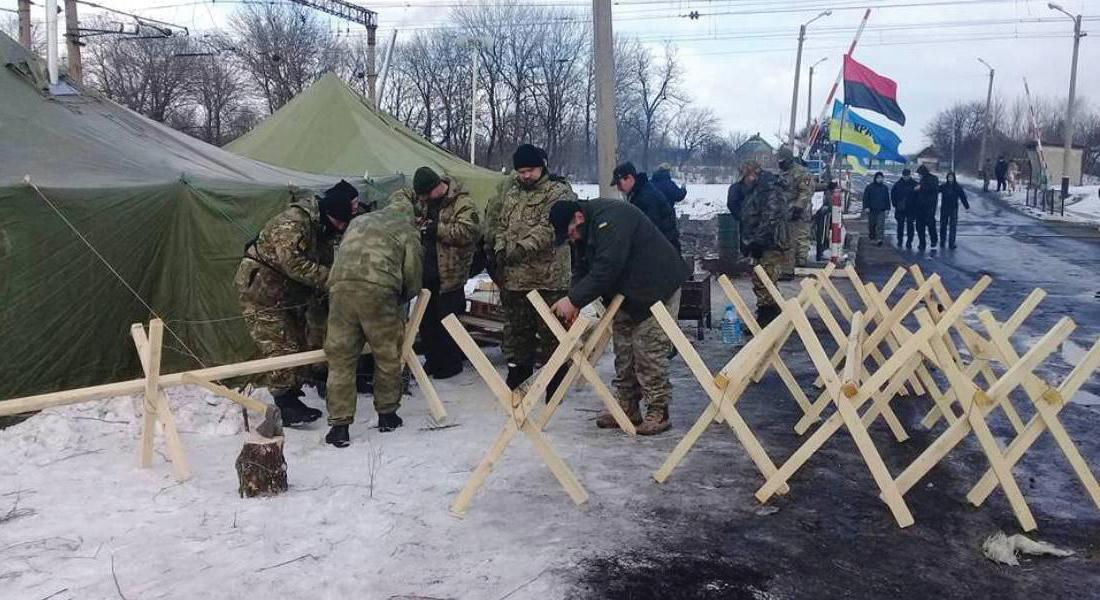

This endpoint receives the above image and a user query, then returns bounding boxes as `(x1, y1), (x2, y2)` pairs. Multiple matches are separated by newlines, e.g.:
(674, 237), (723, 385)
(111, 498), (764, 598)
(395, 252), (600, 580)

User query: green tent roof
(0, 33), (402, 401)
(226, 73), (508, 210)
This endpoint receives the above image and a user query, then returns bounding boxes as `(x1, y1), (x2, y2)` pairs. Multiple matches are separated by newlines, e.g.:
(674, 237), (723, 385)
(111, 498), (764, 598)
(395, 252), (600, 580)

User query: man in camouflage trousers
(484, 143), (576, 396)
(777, 145), (813, 277)
(323, 200), (422, 447)
(738, 161), (790, 327)
(390, 167), (480, 380)
(235, 180), (358, 427)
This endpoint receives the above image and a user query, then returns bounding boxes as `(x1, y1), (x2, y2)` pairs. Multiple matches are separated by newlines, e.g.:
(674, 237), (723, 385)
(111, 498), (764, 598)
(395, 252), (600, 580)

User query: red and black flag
(843, 55), (906, 126)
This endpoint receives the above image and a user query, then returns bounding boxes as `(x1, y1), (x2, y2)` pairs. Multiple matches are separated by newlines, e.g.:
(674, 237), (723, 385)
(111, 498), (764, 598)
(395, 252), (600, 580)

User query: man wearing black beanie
(235, 180), (359, 427)
(483, 143), (576, 398)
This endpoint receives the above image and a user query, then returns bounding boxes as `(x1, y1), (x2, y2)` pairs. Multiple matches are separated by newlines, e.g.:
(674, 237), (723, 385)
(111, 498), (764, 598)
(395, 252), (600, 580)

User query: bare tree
(1, 15), (45, 56)
(673, 106), (719, 167)
(619, 41), (683, 170)
(186, 46), (254, 145)
(84, 24), (194, 123)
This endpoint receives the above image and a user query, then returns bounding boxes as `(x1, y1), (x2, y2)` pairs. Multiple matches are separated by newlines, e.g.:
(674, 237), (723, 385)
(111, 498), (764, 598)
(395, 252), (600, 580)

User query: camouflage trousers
(325, 286), (405, 425)
(500, 289), (566, 368)
(241, 298), (328, 396)
(752, 250), (785, 309)
(612, 290), (680, 413)
(783, 220), (811, 274)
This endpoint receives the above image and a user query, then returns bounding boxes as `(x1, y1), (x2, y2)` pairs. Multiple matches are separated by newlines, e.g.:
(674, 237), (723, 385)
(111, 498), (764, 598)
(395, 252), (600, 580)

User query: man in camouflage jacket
(777, 145), (813, 276)
(484, 143), (575, 393)
(234, 180), (358, 426)
(323, 199), (423, 447)
(738, 161), (789, 326)
(389, 167), (480, 380)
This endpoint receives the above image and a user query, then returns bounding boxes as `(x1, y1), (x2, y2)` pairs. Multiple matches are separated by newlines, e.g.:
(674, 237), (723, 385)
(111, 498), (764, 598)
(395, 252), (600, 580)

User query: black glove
(790, 206), (804, 221)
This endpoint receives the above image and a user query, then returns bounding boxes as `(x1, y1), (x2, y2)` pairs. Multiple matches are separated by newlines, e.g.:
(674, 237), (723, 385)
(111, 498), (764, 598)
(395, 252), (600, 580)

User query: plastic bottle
(721, 304), (743, 346)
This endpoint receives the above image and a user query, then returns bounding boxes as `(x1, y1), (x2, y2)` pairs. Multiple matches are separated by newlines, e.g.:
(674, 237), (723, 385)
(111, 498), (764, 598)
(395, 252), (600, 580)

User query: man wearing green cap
(776, 145), (813, 275)
(235, 180), (358, 427)
(389, 167), (480, 379)
(323, 200), (423, 447)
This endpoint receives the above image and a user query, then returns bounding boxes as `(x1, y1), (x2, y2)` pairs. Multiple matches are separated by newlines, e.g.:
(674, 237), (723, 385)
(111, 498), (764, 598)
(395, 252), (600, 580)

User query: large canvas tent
(226, 73), (509, 210)
(0, 33), (402, 400)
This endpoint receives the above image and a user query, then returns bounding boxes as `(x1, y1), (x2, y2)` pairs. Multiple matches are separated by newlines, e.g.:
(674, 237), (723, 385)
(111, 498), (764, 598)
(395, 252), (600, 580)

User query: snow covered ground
(0, 343), (668, 600)
(572, 183), (731, 220)
(994, 184), (1100, 227)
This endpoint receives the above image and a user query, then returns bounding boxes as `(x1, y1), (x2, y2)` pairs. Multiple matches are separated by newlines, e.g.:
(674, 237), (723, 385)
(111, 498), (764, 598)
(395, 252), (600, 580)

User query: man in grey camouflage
(234, 180), (358, 426)
(391, 167), (480, 380)
(777, 145), (813, 276)
(738, 161), (789, 327)
(484, 143), (575, 394)
(323, 200), (422, 447)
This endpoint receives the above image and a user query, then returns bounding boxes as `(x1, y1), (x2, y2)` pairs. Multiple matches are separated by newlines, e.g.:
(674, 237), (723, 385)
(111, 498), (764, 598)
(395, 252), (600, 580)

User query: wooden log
(236, 434), (288, 498)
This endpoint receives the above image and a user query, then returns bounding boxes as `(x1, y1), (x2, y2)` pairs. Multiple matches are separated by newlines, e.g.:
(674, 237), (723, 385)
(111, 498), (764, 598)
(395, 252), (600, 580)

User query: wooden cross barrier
(650, 300), (791, 493)
(527, 292), (635, 434)
(131, 320), (190, 480)
(893, 312), (1077, 531)
(441, 312), (592, 515)
(403, 289), (448, 422)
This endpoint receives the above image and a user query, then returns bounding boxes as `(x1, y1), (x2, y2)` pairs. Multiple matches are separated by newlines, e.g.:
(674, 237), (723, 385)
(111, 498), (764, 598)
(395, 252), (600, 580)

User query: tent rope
(26, 178), (208, 368)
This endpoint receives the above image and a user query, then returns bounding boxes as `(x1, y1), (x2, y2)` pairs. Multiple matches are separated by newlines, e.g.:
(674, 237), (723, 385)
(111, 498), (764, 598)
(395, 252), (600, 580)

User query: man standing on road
(652, 162), (688, 208)
(324, 200), (422, 447)
(891, 168), (918, 249)
(777, 145), (813, 276)
(914, 164), (941, 251)
(981, 158), (992, 192)
(390, 167), (480, 380)
(863, 171), (891, 246)
(939, 171), (970, 250)
(612, 161), (681, 252)
(738, 160), (789, 326)
(548, 199), (688, 435)
(995, 155), (1009, 193)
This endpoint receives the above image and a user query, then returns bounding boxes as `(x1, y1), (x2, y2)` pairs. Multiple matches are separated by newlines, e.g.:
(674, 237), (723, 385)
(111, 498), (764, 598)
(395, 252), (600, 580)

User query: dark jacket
(915, 172), (941, 216)
(994, 158), (1009, 179)
(863, 181), (891, 213)
(890, 177), (917, 213)
(627, 172), (681, 251)
(727, 180), (745, 220)
(651, 168), (688, 205)
(939, 182), (970, 213)
(569, 199), (688, 321)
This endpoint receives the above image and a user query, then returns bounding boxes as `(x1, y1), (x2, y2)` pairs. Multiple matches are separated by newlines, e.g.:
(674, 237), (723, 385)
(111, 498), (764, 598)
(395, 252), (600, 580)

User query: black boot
(431, 360), (463, 380)
(325, 424), (350, 448)
(378, 412), (404, 433)
(273, 391), (322, 427)
(756, 305), (780, 328)
(506, 363), (534, 390)
(545, 365), (569, 404)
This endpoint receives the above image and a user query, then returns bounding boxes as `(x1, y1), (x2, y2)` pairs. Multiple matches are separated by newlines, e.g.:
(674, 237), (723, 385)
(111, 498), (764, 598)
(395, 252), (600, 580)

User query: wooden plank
(132, 324), (190, 481)
(180, 374), (269, 414)
(139, 320), (164, 469)
(403, 289), (447, 422)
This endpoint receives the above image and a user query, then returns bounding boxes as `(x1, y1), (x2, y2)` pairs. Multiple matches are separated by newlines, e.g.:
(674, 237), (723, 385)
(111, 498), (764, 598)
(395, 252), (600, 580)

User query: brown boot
(596, 399), (642, 429)
(636, 406), (671, 436)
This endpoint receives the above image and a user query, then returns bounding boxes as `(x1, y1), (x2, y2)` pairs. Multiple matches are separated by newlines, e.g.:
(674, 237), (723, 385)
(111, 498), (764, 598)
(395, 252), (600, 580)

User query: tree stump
(235, 434), (288, 498)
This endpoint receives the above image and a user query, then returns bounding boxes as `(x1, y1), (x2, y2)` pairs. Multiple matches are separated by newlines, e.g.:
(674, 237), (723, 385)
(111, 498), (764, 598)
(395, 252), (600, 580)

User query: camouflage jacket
(488, 173), (574, 291)
(235, 195), (335, 307)
(740, 171), (791, 251)
(780, 162), (814, 219)
(390, 177), (480, 293)
(328, 199), (422, 302)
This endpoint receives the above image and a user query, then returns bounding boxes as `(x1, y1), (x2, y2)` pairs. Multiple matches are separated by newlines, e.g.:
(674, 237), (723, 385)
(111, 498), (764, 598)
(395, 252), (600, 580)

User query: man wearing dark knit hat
(387, 167), (480, 379)
(235, 180), (359, 427)
(483, 143), (576, 399)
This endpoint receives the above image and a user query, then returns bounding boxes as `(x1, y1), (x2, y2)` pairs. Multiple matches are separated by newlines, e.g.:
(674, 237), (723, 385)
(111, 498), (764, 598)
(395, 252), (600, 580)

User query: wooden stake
(403, 289), (448, 422)
(139, 320), (164, 469)
(132, 323), (189, 480)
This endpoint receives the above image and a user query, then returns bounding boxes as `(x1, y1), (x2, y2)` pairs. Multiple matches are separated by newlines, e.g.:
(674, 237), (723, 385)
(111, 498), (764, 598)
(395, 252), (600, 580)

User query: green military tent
(0, 32), (403, 401)
(226, 73), (509, 210)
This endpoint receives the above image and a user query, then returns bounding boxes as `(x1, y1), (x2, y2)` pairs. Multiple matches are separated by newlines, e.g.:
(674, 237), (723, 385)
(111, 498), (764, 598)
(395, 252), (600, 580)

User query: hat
(611, 161), (637, 186)
(319, 179), (358, 223)
(657, 162), (672, 172)
(901, 168), (912, 176)
(513, 143), (547, 170)
(917, 164), (929, 175)
(549, 200), (581, 246)
(413, 166), (442, 196)
(874, 171), (884, 179)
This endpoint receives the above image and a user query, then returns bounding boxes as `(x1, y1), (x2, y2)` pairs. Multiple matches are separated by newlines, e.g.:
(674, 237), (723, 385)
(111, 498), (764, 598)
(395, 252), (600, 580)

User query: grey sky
(9, 0), (1098, 153)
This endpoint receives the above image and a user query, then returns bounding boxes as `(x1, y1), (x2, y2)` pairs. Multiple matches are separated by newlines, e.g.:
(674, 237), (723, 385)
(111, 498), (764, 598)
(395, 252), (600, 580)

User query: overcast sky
(10, 0), (1098, 153)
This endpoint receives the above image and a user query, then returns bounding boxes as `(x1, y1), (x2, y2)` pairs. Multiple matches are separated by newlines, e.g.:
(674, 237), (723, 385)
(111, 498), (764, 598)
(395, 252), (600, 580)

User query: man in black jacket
(914, 164), (941, 251)
(549, 198), (688, 436)
(862, 171), (891, 245)
(652, 163), (688, 207)
(890, 168), (918, 249)
(612, 161), (681, 252)
(939, 171), (970, 249)
(994, 155), (1009, 192)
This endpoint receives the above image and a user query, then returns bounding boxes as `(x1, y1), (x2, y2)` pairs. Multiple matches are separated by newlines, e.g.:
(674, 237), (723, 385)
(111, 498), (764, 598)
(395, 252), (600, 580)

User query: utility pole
(45, 0), (58, 85)
(366, 20), (377, 103)
(593, 0), (618, 198)
(1048, 3), (1084, 189)
(64, 0), (82, 84)
(284, 0), (377, 101)
(18, 0), (31, 48)
(976, 58), (994, 175)
(788, 10), (830, 147)
(807, 57), (827, 131)
(469, 39), (479, 164)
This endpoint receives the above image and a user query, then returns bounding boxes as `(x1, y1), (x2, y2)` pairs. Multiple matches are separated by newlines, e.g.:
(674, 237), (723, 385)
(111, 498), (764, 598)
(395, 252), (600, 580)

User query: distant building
(735, 134), (776, 168)
(1025, 140), (1084, 186)
(914, 145), (940, 171)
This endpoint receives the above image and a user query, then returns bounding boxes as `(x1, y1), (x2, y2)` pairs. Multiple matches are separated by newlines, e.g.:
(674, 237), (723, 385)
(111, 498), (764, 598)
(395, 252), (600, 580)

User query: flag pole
(801, 8), (871, 160)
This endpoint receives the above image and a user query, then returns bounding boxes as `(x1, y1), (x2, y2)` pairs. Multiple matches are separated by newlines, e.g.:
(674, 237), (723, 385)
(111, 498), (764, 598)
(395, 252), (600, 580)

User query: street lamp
(788, 9), (832, 147)
(976, 58), (995, 176)
(806, 56), (828, 131)
(1048, 2), (1085, 192)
